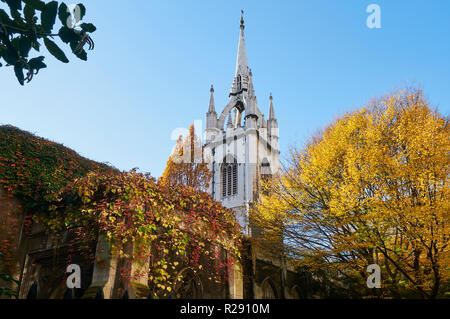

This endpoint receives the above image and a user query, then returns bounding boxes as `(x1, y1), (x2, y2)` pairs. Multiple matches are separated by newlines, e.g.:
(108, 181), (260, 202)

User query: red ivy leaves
(36, 170), (242, 293)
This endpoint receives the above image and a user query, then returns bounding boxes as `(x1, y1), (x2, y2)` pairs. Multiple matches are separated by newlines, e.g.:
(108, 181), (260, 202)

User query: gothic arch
(47, 277), (67, 299)
(222, 154), (237, 164)
(290, 285), (302, 299)
(217, 98), (264, 130)
(218, 99), (244, 129)
(260, 157), (271, 176)
(174, 268), (203, 299)
(261, 277), (277, 299)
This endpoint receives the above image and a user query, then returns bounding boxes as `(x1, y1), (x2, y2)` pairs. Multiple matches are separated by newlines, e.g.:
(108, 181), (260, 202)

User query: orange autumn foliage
(160, 124), (211, 191)
(252, 87), (450, 298)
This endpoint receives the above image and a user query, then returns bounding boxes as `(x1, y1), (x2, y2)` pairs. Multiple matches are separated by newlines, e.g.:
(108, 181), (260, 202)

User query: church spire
(230, 10), (249, 95)
(235, 10), (248, 77)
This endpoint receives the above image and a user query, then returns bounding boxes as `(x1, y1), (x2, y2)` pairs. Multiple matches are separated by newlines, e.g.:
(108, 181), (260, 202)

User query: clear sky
(1, 0), (449, 177)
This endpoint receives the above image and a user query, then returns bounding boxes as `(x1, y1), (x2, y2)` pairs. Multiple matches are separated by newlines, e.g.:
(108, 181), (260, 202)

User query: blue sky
(1, 0), (449, 177)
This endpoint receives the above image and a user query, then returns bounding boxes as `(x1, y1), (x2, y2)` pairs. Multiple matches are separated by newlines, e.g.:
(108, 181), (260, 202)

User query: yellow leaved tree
(251, 87), (449, 298)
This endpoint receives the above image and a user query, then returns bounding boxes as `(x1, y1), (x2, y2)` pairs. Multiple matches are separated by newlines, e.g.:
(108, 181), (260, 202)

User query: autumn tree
(0, 0), (96, 85)
(251, 87), (449, 298)
(160, 124), (211, 191)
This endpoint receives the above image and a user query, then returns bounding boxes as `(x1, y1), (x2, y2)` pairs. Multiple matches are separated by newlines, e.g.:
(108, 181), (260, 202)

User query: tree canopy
(251, 87), (450, 298)
(160, 124), (211, 191)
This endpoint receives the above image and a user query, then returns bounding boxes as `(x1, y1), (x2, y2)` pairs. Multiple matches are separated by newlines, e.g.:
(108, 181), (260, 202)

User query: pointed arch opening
(218, 100), (245, 130)
(290, 285), (302, 299)
(261, 278), (277, 299)
(261, 158), (271, 176)
(174, 268), (203, 299)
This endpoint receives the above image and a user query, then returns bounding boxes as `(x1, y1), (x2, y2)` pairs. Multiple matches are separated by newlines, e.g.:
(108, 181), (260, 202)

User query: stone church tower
(204, 13), (280, 236)
(202, 15), (308, 299)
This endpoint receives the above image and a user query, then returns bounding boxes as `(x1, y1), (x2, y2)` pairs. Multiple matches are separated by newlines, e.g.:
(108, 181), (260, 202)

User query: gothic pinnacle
(227, 111), (233, 128)
(208, 85), (216, 113)
(268, 93), (275, 120)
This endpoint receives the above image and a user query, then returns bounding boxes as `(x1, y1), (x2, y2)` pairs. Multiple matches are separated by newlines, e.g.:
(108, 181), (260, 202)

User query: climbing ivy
(37, 170), (241, 297)
(0, 125), (112, 276)
(0, 252), (20, 298)
(0, 125), (242, 298)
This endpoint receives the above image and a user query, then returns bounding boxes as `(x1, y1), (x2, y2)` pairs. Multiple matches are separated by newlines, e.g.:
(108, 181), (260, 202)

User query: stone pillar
(228, 261), (244, 299)
(128, 244), (150, 299)
(83, 234), (118, 299)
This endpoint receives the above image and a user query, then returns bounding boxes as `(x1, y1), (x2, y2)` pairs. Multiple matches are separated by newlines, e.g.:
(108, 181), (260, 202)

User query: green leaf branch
(0, 0), (96, 85)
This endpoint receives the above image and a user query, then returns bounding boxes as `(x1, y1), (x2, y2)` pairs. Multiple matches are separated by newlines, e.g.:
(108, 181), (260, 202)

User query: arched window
(222, 156), (238, 198)
(261, 279), (277, 299)
(237, 75), (242, 91)
(291, 286), (301, 299)
(175, 269), (203, 299)
(261, 158), (271, 176)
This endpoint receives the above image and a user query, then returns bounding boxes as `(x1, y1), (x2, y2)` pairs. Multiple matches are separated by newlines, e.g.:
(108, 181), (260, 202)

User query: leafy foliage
(251, 87), (450, 298)
(0, 125), (240, 298)
(0, 125), (114, 276)
(0, 252), (20, 298)
(37, 170), (241, 297)
(0, 0), (96, 84)
(0, 125), (114, 210)
(160, 124), (212, 191)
